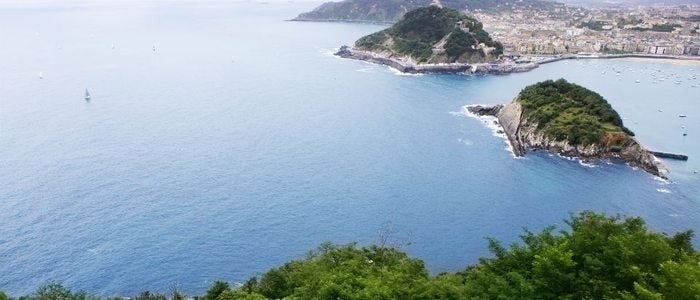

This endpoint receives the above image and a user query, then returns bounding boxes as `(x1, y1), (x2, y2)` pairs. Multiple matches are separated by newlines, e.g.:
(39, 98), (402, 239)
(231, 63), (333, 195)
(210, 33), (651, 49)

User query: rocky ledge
(467, 102), (669, 179)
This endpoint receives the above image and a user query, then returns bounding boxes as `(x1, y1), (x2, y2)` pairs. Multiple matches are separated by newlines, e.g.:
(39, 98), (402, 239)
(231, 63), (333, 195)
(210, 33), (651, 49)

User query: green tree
(217, 290), (265, 300)
(203, 281), (230, 300)
(134, 291), (166, 300)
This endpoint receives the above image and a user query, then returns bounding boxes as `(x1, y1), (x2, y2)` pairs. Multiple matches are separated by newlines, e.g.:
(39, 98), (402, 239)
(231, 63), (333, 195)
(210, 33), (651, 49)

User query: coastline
(289, 18), (394, 25)
(465, 103), (670, 179)
(335, 46), (700, 75)
(335, 46), (539, 75)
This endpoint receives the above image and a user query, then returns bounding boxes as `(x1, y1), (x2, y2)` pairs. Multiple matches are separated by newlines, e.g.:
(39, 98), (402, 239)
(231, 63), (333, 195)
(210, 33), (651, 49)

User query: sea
(1, 0), (699, 296)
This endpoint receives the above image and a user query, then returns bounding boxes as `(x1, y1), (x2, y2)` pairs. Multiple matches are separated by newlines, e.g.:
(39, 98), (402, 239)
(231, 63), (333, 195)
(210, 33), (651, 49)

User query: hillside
(353, 6), (503, 63)
(4, 212), (698, 299)
(468, 79), (668, 177)
(293, 0), (563, 23)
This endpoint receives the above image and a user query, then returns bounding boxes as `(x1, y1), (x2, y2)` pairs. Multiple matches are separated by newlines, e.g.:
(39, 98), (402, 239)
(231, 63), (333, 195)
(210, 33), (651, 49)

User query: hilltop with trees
(468, 79), (668, 178)
(353, 6), (502, 63)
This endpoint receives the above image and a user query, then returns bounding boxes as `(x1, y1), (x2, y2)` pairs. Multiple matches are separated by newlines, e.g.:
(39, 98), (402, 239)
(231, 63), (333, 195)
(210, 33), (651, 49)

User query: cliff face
(468, 101), (669, 178)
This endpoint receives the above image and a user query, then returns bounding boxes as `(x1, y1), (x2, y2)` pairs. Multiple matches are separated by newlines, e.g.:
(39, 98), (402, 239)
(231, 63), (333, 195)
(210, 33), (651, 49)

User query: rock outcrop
(468, 101), (669, 178)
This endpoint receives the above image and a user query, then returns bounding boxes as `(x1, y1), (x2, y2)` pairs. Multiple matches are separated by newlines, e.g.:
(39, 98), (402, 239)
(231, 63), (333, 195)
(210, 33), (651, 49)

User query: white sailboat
(85, 89), (91, 101)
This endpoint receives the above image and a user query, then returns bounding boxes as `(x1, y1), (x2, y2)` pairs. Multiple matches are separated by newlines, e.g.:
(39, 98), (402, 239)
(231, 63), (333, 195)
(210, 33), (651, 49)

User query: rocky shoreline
(466, 102), (669, 179)
(335, 46), (538, 75)
(335, 46), (700, 76)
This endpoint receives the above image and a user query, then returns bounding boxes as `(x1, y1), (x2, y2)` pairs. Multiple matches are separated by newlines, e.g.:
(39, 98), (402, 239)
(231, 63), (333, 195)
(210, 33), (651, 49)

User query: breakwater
(649, 151), (689, 161)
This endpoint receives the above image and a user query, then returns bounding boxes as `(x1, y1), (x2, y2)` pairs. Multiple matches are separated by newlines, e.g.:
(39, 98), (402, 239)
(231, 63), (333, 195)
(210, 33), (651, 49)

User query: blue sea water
(1, 1), (699, 295)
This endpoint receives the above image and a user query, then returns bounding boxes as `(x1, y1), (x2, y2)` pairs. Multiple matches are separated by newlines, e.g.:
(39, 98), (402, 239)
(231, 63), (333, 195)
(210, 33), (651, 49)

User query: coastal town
(475, 3), (700, 56)
(335, 3), (700, 76)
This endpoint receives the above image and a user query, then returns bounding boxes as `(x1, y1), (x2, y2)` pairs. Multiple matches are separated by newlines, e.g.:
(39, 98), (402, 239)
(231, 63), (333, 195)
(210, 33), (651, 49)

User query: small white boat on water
(85, 89), (91, 101)
(635, 80), (640, 83)
(675, 81), (681, 84)
(39, 72), (43, 79)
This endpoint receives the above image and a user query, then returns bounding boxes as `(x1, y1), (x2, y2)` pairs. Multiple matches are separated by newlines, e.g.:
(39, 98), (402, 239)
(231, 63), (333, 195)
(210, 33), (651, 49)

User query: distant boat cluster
(600, 65), (698, 87)
(596, 64), (695, 138)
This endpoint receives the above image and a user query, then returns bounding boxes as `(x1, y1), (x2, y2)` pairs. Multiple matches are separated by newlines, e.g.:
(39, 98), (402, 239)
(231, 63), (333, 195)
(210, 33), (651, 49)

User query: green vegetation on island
(355, 6), (502, 63)
(3, 212), (699, 299)
(293, 0), (564, 24)
(518, 79), (634, 146)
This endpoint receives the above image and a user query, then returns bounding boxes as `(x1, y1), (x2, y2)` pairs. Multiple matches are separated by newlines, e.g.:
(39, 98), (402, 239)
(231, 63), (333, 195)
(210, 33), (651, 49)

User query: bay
(1, 1), (698, 295)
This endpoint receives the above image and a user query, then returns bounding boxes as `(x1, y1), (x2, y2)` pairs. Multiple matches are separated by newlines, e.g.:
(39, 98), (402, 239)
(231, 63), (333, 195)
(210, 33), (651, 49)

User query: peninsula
(335, 6), (525, 74)
(467, 79), (669, 178)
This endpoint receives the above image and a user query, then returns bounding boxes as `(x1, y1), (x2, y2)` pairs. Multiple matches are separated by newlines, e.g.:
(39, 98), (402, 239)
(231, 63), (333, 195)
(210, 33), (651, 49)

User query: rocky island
(334, 6), (534, 74)
(467, 79), (669, 178)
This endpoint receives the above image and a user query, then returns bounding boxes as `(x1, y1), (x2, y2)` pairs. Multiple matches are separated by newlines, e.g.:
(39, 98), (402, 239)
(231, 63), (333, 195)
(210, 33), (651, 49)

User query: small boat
(635, 80), (640, 83)
(675, 81), (681, 84)
(152, 45), (156, 52)
(679, 115), (687, 118)
(39, 72), (43, 79)
(85, 89), (91, 101)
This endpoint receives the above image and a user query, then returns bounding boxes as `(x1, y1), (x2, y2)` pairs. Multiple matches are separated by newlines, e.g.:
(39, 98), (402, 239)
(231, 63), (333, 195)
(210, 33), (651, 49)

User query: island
(334, 6), (533, 74)
(467, 79), (669, 178)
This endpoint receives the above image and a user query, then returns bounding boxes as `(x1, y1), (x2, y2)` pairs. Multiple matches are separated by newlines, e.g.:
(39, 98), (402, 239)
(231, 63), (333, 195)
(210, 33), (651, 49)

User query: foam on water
(389, 67), (424, 77)
(459, 105), (518, 158)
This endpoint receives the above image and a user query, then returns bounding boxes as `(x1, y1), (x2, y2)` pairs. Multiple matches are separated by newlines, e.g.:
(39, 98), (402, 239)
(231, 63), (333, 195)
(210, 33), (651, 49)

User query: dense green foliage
(464, 212), (699, 299)
(629, 24), (682, 33)
(3, 212), (697, 299)
(294, 0), (562, 23)
(577, 20), (608, 31)
(355, 6), (501, 62)
(444, 26), (477, 58)
(518, 79), (634, 146)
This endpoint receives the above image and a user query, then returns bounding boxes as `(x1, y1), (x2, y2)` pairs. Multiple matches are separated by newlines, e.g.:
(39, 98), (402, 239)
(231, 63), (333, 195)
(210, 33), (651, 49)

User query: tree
(203, 281), (230, 300)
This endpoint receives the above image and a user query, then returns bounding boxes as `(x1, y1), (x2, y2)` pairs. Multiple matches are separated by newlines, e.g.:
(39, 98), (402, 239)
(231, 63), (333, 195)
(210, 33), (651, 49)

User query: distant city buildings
(473, 4), (700, 57)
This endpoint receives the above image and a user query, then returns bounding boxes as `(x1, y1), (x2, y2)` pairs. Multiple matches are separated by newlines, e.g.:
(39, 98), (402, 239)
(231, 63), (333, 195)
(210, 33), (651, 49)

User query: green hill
(293, 0), (564, 23)
(354, 6), (502, 63)
(518, 79), (634, 146)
